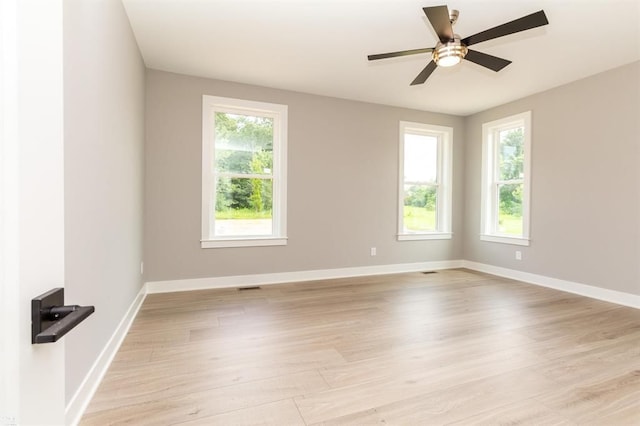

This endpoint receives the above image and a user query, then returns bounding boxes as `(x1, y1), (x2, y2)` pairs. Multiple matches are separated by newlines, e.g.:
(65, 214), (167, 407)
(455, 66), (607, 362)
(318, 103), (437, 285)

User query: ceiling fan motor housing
(433, 35), (468, 67)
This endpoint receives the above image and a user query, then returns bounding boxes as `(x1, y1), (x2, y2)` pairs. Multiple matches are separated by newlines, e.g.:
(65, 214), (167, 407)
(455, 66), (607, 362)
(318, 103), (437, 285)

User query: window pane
(214, 112), (273, 175)
(404, 134), (437, 183)
(403, 184), (437, 232)
(497, 183), (523, 235)
(498, 127), (523, 181)
(215, 177), (273, 236)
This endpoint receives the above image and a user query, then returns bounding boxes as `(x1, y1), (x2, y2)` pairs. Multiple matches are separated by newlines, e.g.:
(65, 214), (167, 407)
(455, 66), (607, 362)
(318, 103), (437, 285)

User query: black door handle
(32, 288), (95, 344)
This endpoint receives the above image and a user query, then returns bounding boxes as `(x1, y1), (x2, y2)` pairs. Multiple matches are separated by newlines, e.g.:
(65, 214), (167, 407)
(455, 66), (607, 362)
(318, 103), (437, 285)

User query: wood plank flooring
(81, 269), (640, 425)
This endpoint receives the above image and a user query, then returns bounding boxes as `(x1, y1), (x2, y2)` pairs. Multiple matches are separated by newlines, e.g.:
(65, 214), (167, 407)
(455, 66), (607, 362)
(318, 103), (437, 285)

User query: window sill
(480, 234), (530, 246)
(398, 232), (452, 241)
(201, 237), (287, 249)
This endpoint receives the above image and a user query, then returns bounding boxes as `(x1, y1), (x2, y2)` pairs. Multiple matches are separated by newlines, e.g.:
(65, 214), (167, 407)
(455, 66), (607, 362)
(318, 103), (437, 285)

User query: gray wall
(64, 0), (145, 403)
(463, 61), (640, 295)
(144, 70), (465, 282)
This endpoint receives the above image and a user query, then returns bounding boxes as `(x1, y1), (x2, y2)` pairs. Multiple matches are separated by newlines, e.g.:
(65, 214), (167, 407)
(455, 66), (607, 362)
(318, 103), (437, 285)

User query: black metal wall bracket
(31, 288), (95, 344)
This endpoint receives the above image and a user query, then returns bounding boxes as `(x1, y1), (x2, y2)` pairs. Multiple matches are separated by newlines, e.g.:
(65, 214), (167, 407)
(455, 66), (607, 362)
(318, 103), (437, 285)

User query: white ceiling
(122, 0), (640, 116)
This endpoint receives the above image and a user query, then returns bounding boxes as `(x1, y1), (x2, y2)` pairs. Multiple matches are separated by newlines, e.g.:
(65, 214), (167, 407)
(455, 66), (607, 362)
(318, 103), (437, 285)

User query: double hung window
(201, 95), (287, 248)
(398, 121), (453, 240)
(480, 111), (531, 245)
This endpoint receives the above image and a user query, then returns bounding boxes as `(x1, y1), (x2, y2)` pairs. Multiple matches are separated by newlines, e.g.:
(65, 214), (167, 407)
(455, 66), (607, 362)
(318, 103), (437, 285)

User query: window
(201, 95), (287, 248)
(481, 111), (531, 246)
(398, 121), (453, 240)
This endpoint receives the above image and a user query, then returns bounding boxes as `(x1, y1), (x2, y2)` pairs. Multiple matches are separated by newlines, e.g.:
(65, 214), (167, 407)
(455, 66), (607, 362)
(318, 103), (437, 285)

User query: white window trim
(480, 111), (531, 246)
(201, 95), (287, 248)
(397, 121), (453, 241)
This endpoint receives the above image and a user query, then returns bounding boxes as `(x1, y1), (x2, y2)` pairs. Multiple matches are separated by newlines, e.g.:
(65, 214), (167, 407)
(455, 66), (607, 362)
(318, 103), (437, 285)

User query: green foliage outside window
(214, 113), (274, 218)
(404, 185), (436, 209)
(403, 185), (437, 231)
(498, 127), (524, 234)
(498, 128), (524, 216)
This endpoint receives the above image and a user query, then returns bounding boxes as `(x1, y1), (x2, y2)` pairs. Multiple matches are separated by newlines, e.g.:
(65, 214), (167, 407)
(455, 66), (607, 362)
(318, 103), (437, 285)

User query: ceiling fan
(368, 5), (549, 85)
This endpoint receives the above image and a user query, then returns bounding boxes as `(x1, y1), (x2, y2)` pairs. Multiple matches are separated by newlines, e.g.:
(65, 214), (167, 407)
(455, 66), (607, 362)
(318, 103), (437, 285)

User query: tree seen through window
(214, 112), (274, 235)
(497, 127), (524, 235)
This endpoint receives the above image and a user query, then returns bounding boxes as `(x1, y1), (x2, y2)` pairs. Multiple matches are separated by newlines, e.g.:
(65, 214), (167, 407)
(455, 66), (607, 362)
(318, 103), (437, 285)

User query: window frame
(201, 95), (288, 248)
(397, 121), (453, 241)
(480, 111), (531, 246)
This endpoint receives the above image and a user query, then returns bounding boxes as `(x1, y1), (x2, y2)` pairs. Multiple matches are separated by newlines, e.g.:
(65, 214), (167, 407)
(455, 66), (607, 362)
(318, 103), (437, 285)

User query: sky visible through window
(404, 134), (437, 183)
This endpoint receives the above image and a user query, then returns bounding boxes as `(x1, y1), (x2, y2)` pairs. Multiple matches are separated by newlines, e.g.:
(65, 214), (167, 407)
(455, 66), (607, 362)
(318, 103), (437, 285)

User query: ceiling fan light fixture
(433, 37), (468, 67)
(436, 53), (461, 67)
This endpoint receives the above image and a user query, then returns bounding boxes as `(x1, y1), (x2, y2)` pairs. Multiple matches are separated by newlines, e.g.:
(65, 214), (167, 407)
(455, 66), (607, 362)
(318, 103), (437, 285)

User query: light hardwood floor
(81, 269), (640, 425)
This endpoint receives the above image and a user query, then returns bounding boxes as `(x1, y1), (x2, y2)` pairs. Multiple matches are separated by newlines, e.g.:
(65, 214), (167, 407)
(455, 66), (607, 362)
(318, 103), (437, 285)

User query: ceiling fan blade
(461, 10), (548, 47)
(423, 6), (454, 43)
(368, 47), (434, 61)
(464, 49), (512, 72)
(410, 60), (438, 86)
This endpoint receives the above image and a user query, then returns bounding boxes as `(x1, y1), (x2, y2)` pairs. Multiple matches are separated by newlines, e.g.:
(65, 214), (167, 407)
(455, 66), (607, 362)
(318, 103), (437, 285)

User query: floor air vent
(238, 286), (261, 291)
(422, 271), (437, 274)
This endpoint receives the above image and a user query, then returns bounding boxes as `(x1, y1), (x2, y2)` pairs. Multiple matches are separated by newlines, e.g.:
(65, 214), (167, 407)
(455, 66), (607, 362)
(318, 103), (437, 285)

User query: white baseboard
(145, 260), (465, 294)
(65, 286), (147, 426)
(463, 260), (640, 309)
(146, 260), (640, 309)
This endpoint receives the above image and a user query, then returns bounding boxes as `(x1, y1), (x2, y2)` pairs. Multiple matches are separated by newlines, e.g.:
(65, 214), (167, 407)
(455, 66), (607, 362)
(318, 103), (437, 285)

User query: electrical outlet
(515, 251), (522, 260)
(140, 261), (144, 274)
(370, 247), (377, 256)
